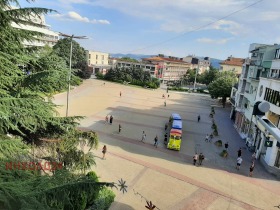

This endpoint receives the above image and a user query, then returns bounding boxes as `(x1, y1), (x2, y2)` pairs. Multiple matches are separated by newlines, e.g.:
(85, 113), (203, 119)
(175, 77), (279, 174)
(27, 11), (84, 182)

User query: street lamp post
(193, 61), (200, 90)
(59, 33), (87, 117)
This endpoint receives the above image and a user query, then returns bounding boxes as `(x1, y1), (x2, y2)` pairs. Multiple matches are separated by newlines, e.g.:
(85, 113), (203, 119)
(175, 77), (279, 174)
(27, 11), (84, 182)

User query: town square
(54, 79), (280, 210)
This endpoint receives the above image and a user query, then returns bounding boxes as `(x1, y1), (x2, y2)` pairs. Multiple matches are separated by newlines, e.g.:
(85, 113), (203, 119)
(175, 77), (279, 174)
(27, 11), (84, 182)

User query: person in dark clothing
(164, 133), (168, 145)
(165, 123), (168, 131)
(154, 135), (158, 148)
(119, 124), (122, 133)
(225, 142), (229, 151)
(198, 153), (205, 165)
(197, 115), (201, 122)
(102, 145), (107, 159)
(110, 115), (113, 124)
(237, 148), (242, 157)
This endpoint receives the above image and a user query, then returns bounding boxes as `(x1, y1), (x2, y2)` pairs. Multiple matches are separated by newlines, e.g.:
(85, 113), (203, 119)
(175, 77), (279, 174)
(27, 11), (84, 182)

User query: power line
(127, 0), (264, 53)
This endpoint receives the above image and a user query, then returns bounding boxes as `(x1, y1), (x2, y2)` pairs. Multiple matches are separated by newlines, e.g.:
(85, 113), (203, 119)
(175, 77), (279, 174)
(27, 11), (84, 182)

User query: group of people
(205, 134), (214, 143)
(105, 115), (122, 133)
(193, 153), (205, 166)
(162, 94), (169, 107)
(236, 148), (256, 177)
(140, 131), (159, 148)
(105, 115), (114, 124)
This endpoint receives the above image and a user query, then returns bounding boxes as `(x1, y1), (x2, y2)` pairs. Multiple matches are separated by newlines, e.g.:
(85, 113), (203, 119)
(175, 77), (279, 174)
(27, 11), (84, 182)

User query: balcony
(250, 76), (260, 81)
(240, 87), (245, 94)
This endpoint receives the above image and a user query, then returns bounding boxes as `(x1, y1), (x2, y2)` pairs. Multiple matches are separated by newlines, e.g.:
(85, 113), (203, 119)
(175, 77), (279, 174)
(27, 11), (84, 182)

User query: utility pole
(59, 33), (87, 117)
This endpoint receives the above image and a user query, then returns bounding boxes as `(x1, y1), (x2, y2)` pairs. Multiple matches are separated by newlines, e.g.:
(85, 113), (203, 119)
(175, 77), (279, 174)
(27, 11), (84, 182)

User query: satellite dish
(258, 101), (270, 113)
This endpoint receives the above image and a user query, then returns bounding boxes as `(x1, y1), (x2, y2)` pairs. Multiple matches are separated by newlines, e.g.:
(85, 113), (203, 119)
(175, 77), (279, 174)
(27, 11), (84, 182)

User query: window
(275, 49), (280, 59)
(264, 88), (280, 107)
(96, 55), (98, 60)
(89, 54), (91, 59)
(102, 55), (104, 60)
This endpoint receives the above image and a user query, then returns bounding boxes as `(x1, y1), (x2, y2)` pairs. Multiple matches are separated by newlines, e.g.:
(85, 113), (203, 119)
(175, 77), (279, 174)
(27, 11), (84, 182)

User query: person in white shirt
(205, 134), (209, 142)
(236, 157), (243, 170)
(141, 131), (146, 143)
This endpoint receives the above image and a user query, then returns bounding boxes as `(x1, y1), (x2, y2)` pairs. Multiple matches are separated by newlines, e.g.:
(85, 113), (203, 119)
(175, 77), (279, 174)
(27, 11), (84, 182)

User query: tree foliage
(53, 38), (91, 79)
(103, 67), (160, 88)
(208, 72), (236, 107)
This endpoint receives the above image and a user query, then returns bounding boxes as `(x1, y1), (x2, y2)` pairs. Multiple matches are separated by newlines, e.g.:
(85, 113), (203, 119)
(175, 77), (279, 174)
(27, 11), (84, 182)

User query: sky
(18, 0), (280, 60)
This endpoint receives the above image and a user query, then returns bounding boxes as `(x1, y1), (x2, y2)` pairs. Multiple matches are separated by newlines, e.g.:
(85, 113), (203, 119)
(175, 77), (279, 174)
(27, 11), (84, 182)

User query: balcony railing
(230, 97), (235, 105)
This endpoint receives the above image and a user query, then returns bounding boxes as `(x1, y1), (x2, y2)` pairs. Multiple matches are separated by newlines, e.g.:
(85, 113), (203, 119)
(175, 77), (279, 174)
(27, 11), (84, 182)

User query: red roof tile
(220, 57), (245, 67)
(143, 56), (190, 64)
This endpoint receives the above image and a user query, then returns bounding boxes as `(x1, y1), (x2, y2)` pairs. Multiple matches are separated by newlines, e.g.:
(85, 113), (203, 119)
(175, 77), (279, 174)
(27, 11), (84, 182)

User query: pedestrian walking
(109, 115), (113, 124)
(119, 124), (122, 133)
(164, 133), (168, 145)
(225, 142), (229, 151)
(164, 101), (166, 107)
(165, 123), (168, 131)
(102, 145), (107, 159)
(209, 133), (213, 142)
(103, 82), (105, 86)
(237, 148), (242, 157)
(251, 152), (256, 162)
(141, 131), (146, 143)
(197, 115), (201, 122)
(120, 91), (122, 97)
(105, 115), (109, 124)
(193, 153), (198, 165)
(236, 156), (243, 170)
(249, 162), (255, 177)
(198, 153), (205, 165)
(205, 134), (209, 142)
(154, 135), (158, 148)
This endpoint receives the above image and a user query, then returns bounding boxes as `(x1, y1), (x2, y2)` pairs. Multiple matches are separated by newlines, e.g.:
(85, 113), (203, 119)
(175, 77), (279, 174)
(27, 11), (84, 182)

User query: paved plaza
(53, 79), (280, 210)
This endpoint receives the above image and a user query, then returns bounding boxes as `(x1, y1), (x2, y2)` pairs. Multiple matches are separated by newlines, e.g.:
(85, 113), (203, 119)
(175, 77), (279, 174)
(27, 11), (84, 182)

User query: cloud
(51, 11), (110, 24)
(53, 0), (280, 42)
(257, 11), (280, 21)
(196, 37), (233, 44)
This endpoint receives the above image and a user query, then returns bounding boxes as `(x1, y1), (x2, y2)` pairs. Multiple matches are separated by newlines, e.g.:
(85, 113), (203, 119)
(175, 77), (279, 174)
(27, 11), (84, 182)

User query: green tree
(200, 66), (219, 85)
(119, 57), (139, 63)
(53, 38), (91, 79)
(208, 76), (235, 108)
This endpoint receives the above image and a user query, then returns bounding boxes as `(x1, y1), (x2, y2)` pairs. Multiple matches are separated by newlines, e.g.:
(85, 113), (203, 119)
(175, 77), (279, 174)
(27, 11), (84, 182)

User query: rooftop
(143, 56), (190, 64)
(220, 56), (245, 67)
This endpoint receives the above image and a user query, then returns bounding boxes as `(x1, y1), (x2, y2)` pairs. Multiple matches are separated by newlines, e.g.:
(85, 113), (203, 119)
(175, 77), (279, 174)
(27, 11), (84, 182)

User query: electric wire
(127, 0), (264, 53)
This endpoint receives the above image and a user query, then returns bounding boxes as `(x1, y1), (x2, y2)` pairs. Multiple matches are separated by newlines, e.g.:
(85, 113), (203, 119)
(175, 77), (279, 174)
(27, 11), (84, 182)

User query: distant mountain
(110, 53), (222, 69)
(210, 58), (222, 69)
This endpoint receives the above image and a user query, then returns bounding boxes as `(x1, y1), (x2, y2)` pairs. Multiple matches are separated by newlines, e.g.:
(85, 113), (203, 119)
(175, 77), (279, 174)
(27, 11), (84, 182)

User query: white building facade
(230, 43), (280, 177)
(11, 13), (59, 47)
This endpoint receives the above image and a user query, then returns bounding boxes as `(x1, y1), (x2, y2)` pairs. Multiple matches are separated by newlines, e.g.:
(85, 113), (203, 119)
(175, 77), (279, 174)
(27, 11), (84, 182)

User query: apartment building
(108, 58), (157, 76)
(230, 43), (280, 175)
(11, 12), (59, 47)
(86, 51), (110, 74)
(220, 56), (245, 75)
(143, 55), (191, 82)
(182, 56), (210, 74)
